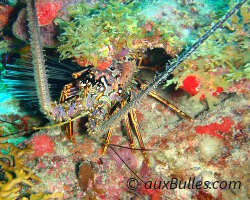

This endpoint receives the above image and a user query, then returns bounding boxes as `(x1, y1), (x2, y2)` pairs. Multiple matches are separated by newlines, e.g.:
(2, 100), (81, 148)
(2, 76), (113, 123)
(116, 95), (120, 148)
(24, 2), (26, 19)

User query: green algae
(55, 0), (175, 66)
(56, 1), (142, 64)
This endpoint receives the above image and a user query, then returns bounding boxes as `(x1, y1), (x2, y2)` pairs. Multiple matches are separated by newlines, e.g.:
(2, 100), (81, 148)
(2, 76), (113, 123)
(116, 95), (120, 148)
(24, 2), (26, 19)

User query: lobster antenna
(97, 0), (247, 135)
(109, 145), (146, 185)
(26, 0), (51, 113)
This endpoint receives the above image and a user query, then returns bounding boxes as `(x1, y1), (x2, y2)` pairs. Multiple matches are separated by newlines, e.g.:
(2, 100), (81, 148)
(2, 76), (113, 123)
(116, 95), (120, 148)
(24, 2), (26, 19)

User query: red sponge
(180, 75), (201, 96)
(36, 1), (62, 26)
(31, 134), (55, 157)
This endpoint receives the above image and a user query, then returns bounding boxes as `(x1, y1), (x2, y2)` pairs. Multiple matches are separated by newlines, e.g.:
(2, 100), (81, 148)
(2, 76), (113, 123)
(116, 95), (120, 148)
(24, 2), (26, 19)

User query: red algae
(75, 58), (89, 67)
(75, 58), (112, 70)
(195, 117), (234, 139)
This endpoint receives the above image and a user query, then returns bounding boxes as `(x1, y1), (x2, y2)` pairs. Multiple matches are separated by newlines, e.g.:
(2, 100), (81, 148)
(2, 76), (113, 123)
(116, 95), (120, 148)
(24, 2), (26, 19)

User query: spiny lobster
(3, 0), (247, 166)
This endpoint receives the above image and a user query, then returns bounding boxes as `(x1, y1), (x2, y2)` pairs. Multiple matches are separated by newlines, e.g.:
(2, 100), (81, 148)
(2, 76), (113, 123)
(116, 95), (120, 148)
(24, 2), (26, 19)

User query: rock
(12, 9), (29, 41)
(40, 23), (59, 48)
(77, 162), (94, 192)
(12, 9), (59, 48)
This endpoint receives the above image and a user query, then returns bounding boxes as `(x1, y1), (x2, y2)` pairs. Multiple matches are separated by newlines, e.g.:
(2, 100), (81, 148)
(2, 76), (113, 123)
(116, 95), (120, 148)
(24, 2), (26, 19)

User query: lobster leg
(69, 121), (75, 143)
(137, 65), (158, 72)
(103, 129), (112, 155)
(129, 108), (150, 166)
(33, 112), (89, 130)
(149, 91), (193, 122)
(102, 100), (122, 155)
(59, 83), (76, 143)
(137, 57), (143, 69)
(121, 100), (135, 152)
(59, 83), (73, 104)
(64, 121), (75, 143)
(138, 81), (193, 121)
(64, 124), (69, 139)
(72, 68), (90, 79)
(124, 115), (135, 151)
(103, 98), (136, 155)
(136, 56), (158, 71)
(84, 86), (88, 98)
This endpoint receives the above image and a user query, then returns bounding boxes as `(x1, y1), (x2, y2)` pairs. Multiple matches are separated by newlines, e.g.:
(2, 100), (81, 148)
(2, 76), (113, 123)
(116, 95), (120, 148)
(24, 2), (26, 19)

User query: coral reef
(0, 0), (249, 199)
(14, 92), (247, 199)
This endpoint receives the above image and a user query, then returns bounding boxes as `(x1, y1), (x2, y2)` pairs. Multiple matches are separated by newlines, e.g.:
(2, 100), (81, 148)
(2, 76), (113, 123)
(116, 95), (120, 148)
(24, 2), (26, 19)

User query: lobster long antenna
(97, 0), (247, 135)
(109, 145), (146, 184)
(26, 0), (51, 113)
